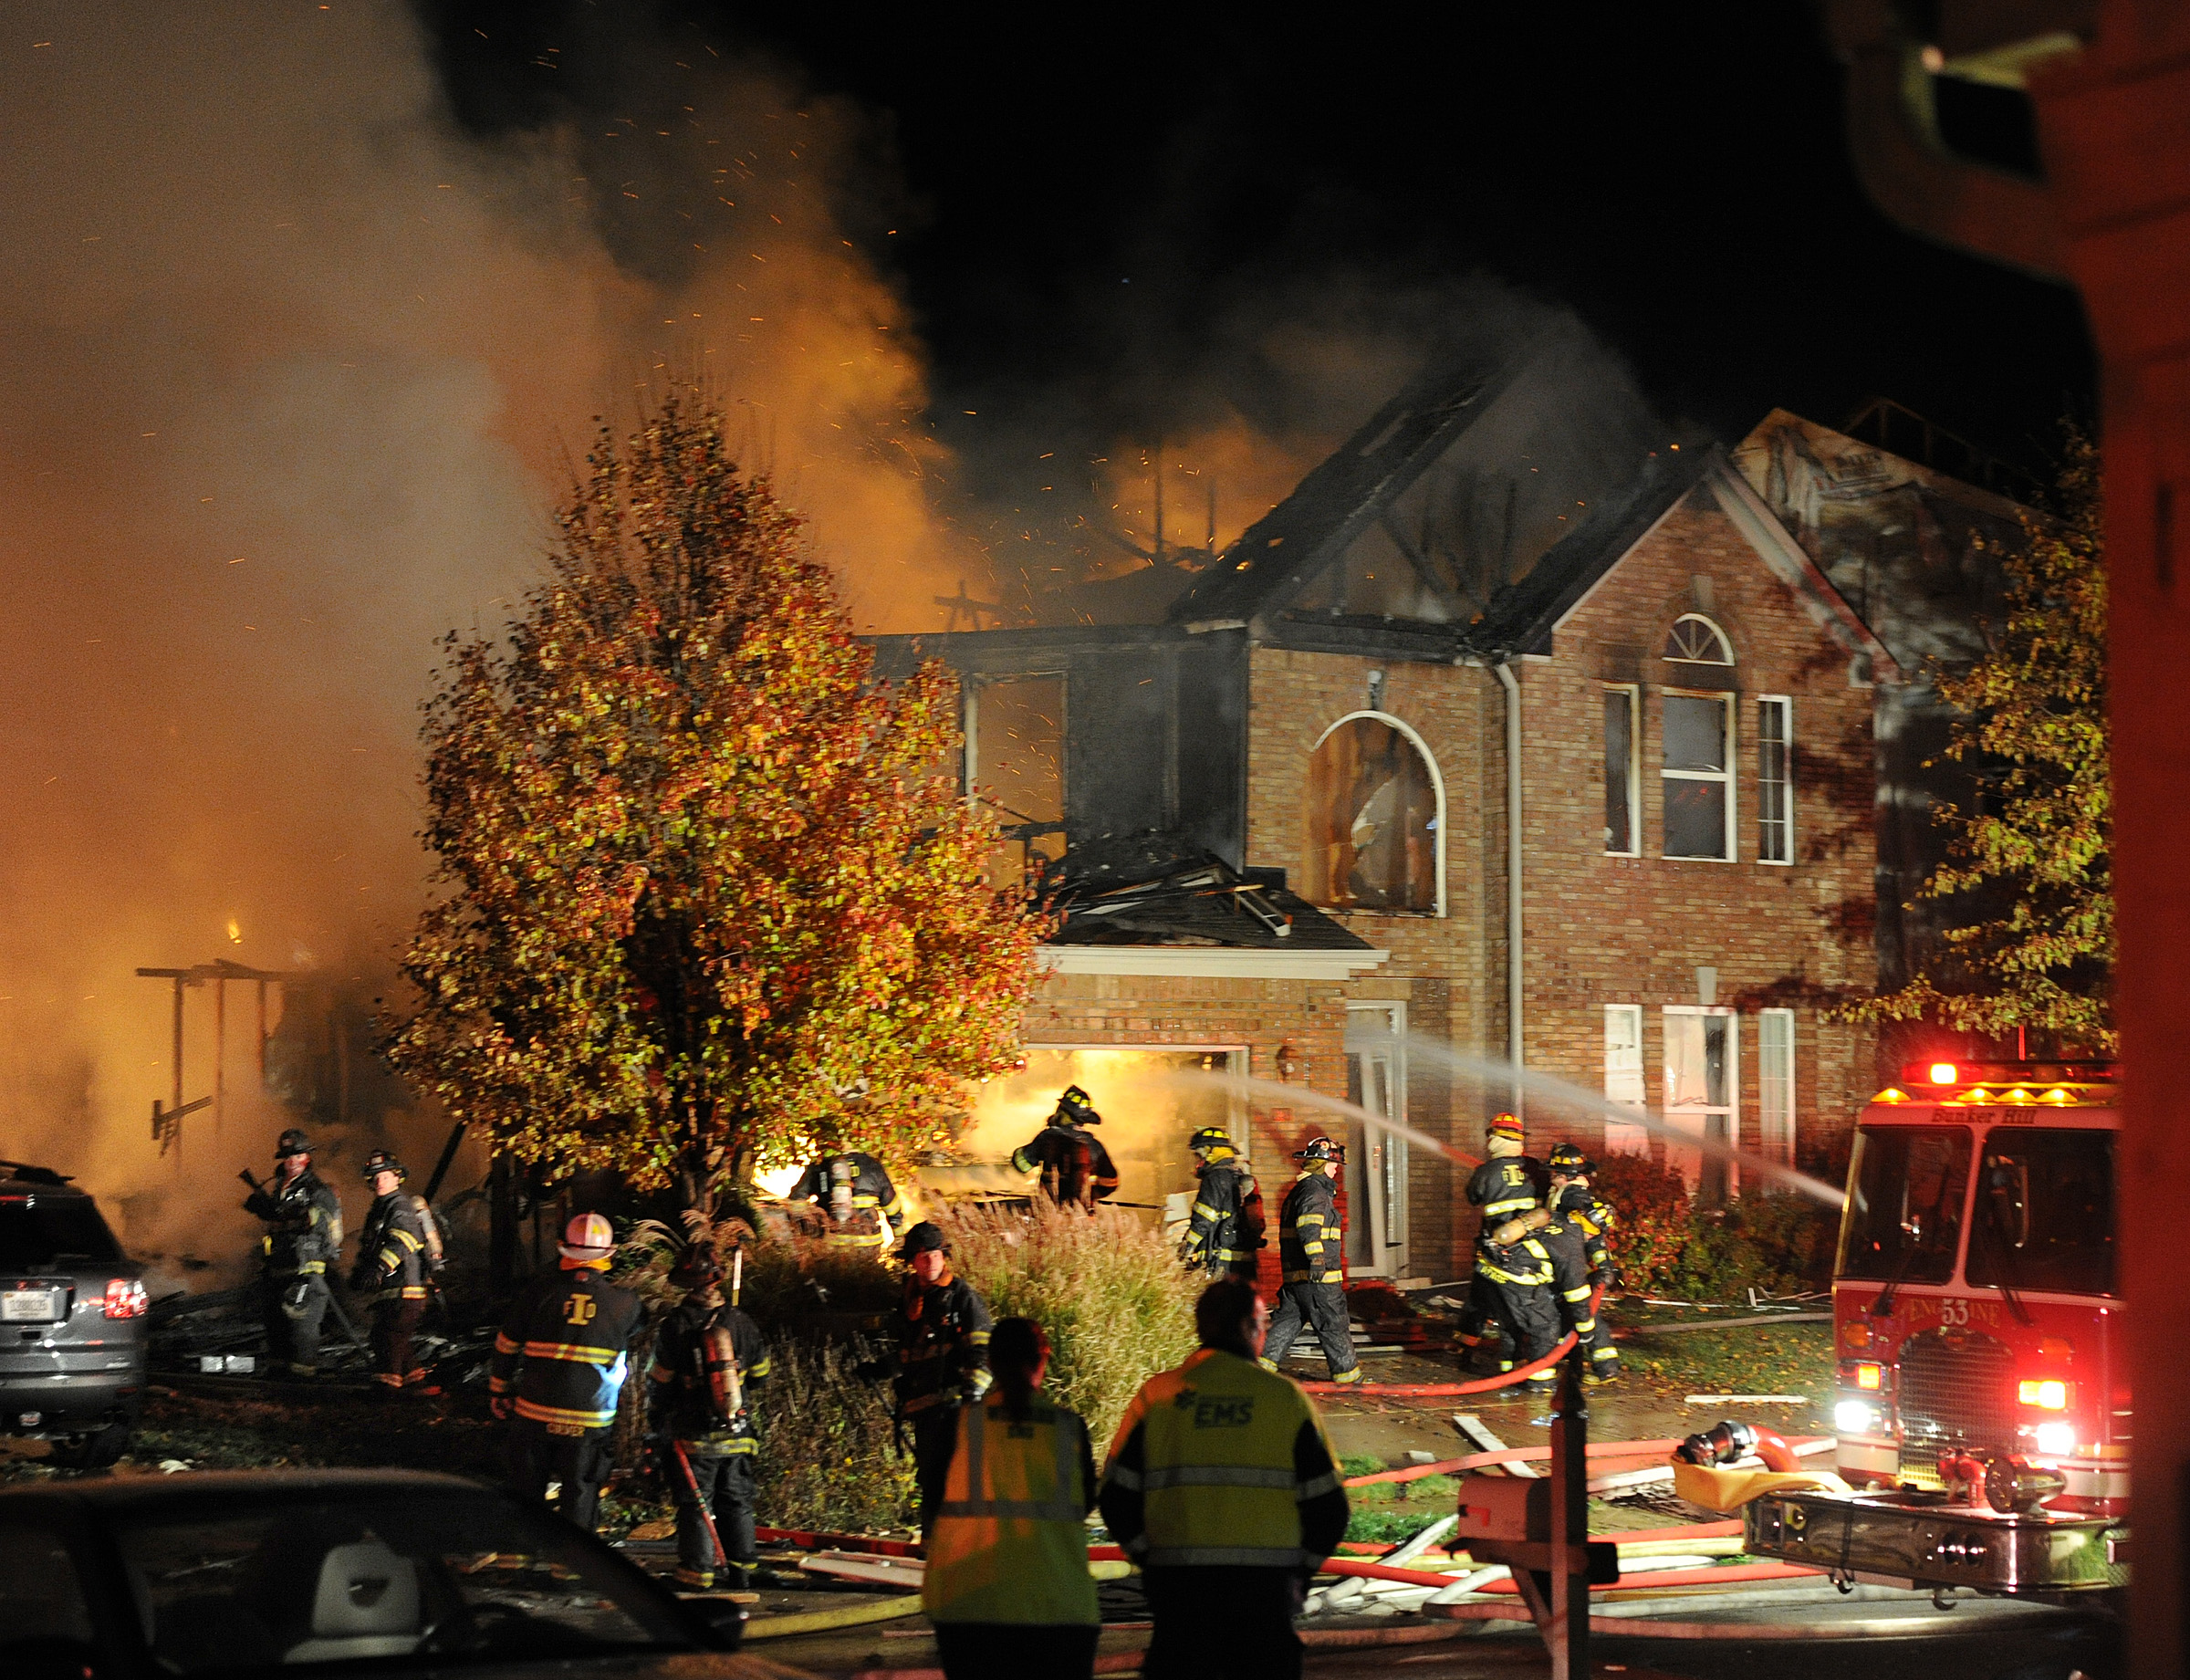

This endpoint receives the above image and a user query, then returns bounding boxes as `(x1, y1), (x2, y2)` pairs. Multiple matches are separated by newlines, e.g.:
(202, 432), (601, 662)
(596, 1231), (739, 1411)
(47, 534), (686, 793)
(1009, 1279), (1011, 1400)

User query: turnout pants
(911, 1406), (963, 1534)
(1263, 1280), (1358, 1377)
(933, 1623), (1099, 1680)
(670, 1445), (758, 1587)
(1142, 1566), (1302, 1680)
(1458, 1267), (1560, 1389)
(506, 1417), (612, 1531)
(260, 1271), (330, 1378)
(369, 1298), (427, 1389)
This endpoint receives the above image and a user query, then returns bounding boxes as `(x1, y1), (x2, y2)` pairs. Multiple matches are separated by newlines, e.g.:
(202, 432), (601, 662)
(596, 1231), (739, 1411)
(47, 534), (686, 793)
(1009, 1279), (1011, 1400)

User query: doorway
(1344, 1003), (1409, 1279)
(1663, 1006), (1738, 1205)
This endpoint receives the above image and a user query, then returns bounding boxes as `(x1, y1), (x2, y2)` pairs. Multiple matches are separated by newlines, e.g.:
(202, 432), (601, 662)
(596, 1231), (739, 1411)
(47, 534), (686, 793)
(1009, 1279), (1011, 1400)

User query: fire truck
(1741, 1059), (2128, 1598)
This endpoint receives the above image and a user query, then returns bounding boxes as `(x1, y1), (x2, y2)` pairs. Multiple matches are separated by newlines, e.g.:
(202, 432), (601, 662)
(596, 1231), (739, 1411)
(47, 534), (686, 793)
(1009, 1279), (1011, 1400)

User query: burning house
(871, 336), (2029, 1285)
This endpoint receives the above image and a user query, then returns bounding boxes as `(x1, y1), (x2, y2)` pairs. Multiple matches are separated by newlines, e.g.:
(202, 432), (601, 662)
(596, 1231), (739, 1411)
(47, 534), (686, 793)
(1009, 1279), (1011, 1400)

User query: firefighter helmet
(1548, 1142), (1593, 1175)
(669, 1244), (723, 1293)
(274, 1127), (313, 1159)
(1293, 1134), (1345, 1164)
(1055, 1084), (1100, 1124)
(360, 1150), (406, 1183)
(1487, 1113), (1525, 1145)
(898, 1220), (950, 1258)
(558, 1211), (616, 1261)
(1188, 1126), (1235, 1156)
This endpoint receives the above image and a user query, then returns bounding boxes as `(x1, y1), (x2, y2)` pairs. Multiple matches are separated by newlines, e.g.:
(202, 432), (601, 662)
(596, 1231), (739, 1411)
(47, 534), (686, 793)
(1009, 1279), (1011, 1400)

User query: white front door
(1344, 1004), (1408, 1279)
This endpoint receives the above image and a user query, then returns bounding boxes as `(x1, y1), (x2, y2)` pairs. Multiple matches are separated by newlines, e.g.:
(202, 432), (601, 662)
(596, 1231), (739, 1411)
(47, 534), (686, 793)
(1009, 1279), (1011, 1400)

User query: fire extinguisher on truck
(1737, 1060), (2128, 1599)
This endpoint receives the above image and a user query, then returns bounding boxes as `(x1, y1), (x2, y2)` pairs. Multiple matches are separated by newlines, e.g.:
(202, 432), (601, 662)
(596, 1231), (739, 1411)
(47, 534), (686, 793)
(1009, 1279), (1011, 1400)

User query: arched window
(1663, 613), (1734, 664)
(1301, 714), (1443, 913)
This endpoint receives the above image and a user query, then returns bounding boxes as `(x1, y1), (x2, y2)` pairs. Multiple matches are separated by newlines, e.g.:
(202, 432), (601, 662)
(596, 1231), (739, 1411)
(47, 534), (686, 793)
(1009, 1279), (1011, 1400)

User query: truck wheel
(48, 1421), (131, 1471)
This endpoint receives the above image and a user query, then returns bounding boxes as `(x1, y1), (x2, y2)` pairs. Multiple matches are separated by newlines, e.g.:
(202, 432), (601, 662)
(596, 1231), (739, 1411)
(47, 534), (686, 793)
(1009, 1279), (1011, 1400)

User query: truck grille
(1898, 1330), (2019, 1480)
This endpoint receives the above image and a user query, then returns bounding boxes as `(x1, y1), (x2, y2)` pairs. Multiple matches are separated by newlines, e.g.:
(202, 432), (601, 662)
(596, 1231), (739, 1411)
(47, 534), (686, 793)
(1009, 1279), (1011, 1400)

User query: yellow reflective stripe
(1194, 1201), (1221, 1221)
(394, 1229), (423, 1252)
(522, 1341), (619, 1364)
(1297, 1214), (1327, 1228)
(1300, 1240), (1324, 1253)
(1483, 1196), (1536, 1217)
(965, 1330), (991, 1346)
(514, 1397), (613, 1428)
(748, 1355), (773, 1378)
(1562, 1286), (1593, 1304)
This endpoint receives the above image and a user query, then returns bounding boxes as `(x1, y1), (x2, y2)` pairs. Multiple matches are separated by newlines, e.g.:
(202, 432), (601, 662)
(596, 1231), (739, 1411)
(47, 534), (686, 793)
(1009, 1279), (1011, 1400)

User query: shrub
(1590, 1155), (1835, 1300)
(1591, 1153), (1696, 1295)
(938, 1200), (1201, 1455)
(751, 1339), (918, 1533)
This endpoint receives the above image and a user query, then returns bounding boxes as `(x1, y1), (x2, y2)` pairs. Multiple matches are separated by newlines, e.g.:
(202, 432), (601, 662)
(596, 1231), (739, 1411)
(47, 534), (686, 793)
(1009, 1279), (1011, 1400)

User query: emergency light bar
(1901, 1060), (2117, 1089)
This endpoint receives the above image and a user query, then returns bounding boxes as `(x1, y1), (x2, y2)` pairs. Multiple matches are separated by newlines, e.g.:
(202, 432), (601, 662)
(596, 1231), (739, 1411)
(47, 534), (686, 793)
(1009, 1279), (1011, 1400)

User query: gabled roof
(1462, 445), (1716, 655)
(1165, 329), (1555, 627)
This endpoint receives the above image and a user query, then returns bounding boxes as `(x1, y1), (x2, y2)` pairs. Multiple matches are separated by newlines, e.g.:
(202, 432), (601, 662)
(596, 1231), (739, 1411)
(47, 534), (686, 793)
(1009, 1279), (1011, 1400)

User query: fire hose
(1298, 1283), (1607, 1396)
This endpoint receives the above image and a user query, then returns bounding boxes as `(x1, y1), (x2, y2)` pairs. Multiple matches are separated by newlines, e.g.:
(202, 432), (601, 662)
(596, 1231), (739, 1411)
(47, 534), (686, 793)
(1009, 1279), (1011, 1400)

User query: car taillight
(102, 1278), (147, 1320)
(2018, 1377), (2071, 1410)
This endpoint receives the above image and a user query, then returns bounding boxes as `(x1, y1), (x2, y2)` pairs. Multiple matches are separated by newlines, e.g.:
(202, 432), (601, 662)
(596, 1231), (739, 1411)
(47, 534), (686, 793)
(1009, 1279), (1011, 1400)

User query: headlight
(2030, 1420), (2078, 1456)
(1835, 1397), (1883, 1435)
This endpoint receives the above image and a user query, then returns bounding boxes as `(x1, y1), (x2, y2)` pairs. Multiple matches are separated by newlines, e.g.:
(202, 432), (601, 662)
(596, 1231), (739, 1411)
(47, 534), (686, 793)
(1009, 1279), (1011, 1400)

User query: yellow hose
(743, 1593), (927, 1641)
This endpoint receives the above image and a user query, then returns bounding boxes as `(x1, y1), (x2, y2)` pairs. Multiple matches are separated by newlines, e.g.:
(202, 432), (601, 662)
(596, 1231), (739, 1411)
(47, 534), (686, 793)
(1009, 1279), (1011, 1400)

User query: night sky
(422, 5), (2094, 493)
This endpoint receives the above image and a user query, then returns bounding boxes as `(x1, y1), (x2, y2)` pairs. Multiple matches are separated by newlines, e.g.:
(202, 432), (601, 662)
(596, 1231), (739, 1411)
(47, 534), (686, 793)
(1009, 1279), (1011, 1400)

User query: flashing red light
(102, 1278), (148, 1320)
(2018, 1377), (2070, 1411)
(1927, 1062), (1958, 1086)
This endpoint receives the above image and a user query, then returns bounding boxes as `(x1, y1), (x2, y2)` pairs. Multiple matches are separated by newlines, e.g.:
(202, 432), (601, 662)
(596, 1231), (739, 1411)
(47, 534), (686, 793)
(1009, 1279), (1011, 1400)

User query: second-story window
(969, 673), (1065, 888)
(1302, 714), (1442, 913)
(1663, 692), (1735, 860)
(1757, 695), (1793, 865)
(1603, 685), (1639, 856)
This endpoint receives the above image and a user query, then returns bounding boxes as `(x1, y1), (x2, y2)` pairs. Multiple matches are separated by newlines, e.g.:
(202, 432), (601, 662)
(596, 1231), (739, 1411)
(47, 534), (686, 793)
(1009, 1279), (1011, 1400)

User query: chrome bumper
(1745, 1490), (2127, 1594)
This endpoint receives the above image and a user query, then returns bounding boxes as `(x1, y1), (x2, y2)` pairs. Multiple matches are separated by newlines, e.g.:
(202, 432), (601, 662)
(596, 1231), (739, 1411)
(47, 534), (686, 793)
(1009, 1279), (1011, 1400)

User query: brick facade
(1016, 481), (1880, 1280)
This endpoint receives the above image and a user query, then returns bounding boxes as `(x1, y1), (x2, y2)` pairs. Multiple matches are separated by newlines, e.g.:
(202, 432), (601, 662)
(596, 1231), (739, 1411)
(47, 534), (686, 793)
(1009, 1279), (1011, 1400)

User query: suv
(0, 1163), (147, 1469)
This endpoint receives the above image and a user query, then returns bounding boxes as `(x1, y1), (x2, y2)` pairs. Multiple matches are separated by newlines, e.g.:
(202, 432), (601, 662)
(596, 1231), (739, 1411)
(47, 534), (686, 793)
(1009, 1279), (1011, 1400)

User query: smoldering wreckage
(10, 332), (2127, 1677)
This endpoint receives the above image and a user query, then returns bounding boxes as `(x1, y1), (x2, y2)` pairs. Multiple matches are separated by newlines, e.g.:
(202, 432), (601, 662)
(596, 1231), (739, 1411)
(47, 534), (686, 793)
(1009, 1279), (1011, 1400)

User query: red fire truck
(1742, 1059), (2128, 1598)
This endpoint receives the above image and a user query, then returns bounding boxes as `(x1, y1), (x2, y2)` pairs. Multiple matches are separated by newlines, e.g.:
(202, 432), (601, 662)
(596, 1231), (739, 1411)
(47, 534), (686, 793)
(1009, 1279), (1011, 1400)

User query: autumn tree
(1851, 433), (2112, 1053)
(388, 400), (1042, 1206)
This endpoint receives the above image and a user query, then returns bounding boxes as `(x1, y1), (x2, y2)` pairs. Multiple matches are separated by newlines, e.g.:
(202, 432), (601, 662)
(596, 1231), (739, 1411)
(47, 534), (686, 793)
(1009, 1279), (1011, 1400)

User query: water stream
(1158, 1037), (1847, 1211)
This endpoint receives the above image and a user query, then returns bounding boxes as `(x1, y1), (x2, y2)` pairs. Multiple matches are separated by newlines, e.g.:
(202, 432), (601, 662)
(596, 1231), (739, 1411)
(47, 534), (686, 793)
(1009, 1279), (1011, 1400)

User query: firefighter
(787, 1148), (906, 1249)
(1457, 1113), (1560, 1395)
(1548, 1143), (1622, 1383)
(1100, 1277), (1350, 1680)
(1009, 1085), (1121, 1209)
(1181, 1126), (1264, 1281)
(864, 1220), (993, 1531)
(242, 1127), (344, 1380)
(349, 1150), (434, 1395)
(923, 1317), (1100, 1680)
(1260, 1135), (1361, 1384)
(490, 1211), (644, 1531)
(649, 1244), (771, 1591)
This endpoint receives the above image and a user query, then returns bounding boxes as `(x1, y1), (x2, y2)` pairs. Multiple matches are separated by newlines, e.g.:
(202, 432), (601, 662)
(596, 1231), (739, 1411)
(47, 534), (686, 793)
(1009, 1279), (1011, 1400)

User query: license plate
(1, 1290), (59, 1321)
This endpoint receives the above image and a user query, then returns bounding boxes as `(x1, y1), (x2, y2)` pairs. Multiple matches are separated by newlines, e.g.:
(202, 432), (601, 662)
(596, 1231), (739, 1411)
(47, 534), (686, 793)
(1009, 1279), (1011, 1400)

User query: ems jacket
(1185, 1158), (1265, 1270)
(489, 1262), (644, 1434)
(789, 1153), (906, 1247)
(246, 1170), (343, 1276)
(923, 1393), (1099, 1626)
(1278, 1170), (1341, 1285)
(650, 1299), (771, 1452)
(1099, 1348), (1349, 1572)
(893, 1271), (994, 1418)
(351, 1192), (431, 1303)
(1011, 1123), (1120, 1206)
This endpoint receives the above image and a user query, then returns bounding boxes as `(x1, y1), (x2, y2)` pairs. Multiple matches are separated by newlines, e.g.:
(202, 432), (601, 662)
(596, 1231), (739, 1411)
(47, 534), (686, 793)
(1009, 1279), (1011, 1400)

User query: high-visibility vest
(922, 1395), (1099, 1626)
(1111, 1349), (1335, 1570)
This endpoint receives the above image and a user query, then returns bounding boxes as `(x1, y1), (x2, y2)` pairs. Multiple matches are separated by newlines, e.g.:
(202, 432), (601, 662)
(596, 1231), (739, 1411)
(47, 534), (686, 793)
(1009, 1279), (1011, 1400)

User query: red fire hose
(1299, 1283), (1607, 1396)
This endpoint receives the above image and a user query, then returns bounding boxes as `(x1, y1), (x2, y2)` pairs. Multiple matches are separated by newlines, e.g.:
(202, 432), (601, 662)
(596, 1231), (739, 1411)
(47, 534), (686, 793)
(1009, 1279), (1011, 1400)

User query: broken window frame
(1757, 694), (1794, 866)
(964, 673), (1068, 892)
(1301, 710), (1447, 917)
(1602, 683), (1640, 857)
(1660, 689), (1736, 862)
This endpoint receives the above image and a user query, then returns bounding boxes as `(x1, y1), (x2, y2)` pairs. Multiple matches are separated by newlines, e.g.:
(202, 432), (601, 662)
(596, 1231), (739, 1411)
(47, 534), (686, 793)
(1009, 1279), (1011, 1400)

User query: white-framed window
(1758, 1008), (1796, 1166)
(1757, 695), (1793, 866)
(1663, 612), (1734, 665)
(1602, 684), (1640, 856)
(1662, 691), (1736, 861)
(1301, 711), (1446, 915)
(1602, 1005), (1648, 1156)
(1663, 1006), (1739, 1203)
